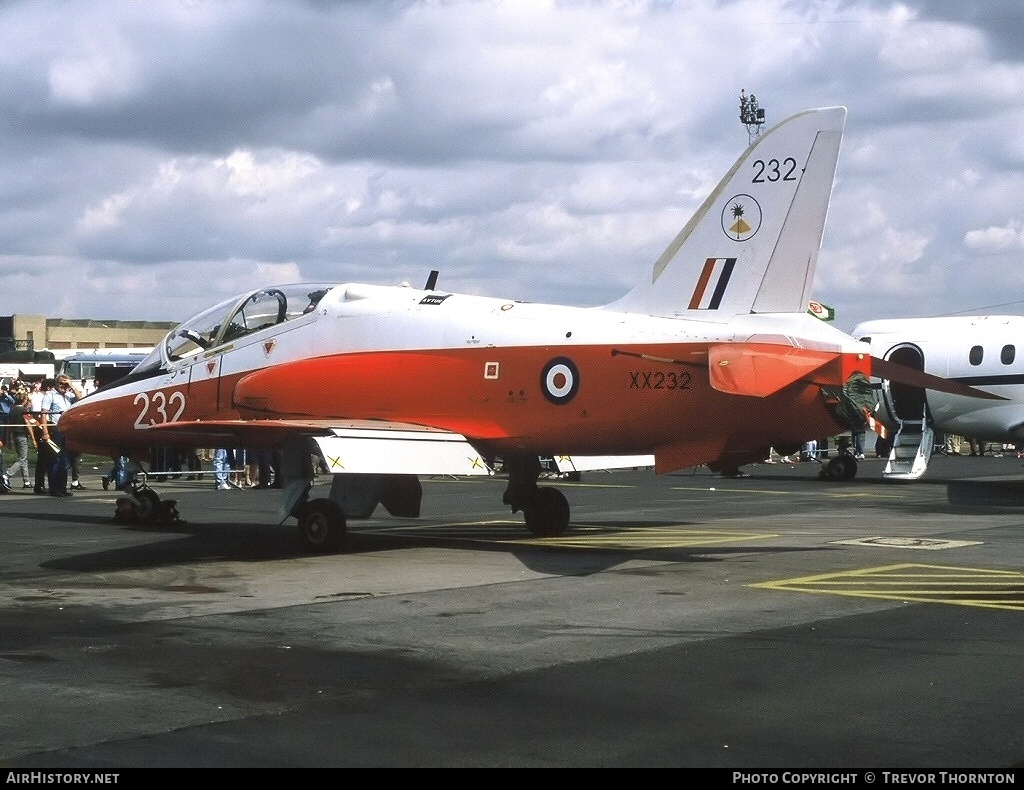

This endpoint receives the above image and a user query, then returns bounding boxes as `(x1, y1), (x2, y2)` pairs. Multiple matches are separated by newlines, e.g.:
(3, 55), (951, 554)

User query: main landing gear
(500, 455), (571, 537)
(294, 496), (346, 554)
(818, 453), (858, 482)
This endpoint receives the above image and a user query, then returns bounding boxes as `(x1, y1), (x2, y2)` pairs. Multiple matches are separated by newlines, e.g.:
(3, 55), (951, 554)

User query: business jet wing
(868, 356), (1006, 401)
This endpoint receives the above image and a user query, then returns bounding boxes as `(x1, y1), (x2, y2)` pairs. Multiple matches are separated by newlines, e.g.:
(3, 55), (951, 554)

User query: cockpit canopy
(133, 283), (338, 375)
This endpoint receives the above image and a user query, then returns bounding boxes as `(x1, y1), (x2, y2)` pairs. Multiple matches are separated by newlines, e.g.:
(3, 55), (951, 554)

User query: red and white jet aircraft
(60, 106), (995, 551)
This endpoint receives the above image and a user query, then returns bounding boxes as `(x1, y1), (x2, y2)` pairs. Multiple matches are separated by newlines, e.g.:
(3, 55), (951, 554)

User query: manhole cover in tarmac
(831, 537), (981, 549)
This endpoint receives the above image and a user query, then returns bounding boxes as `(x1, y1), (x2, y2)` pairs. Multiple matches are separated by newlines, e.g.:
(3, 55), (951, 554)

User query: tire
(824, 456), (856, 482)
(131, 488), (161, 522)
(297, 498), (346, 553)
(523, 486), (570, 537)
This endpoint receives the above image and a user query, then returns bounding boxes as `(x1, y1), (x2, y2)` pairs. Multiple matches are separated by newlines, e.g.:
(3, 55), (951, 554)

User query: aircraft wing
(868, 356), (1006, 400)
(313, 426), (493, 476)
(550, 454), (656, 474)
(141, 419), (494, 476)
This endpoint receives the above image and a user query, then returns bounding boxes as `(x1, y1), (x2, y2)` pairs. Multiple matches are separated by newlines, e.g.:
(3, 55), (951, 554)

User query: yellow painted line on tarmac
(670, 485), (793, 496)
(502, 527), (780, 550)
(668, 485), (903, 500)
(549, 482), (638, 489)
(370, 521), (779, 550)
(423, 477), (636, 490)
(751, 563), (1024, 611)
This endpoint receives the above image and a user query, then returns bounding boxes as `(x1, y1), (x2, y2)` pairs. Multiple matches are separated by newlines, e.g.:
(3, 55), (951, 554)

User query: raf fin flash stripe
(688, 257), (736, 310)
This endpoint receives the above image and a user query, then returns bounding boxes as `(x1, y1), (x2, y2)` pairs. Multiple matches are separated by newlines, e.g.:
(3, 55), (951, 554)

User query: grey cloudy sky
(2, 0), (1023, 333)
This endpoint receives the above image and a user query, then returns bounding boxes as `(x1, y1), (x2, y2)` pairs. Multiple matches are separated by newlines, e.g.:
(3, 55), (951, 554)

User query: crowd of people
(147, 447), (285, 490)
(0, 376), (291, 495)
(937, 433), (1016, 458)
(0, 375), (84, 496)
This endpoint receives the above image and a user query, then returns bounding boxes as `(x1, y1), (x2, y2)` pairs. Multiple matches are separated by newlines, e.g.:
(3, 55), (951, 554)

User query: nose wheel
(113, 483), (181, 525)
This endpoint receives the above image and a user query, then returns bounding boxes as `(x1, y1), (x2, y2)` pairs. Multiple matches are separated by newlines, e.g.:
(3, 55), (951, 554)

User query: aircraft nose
(60, 402), (82, 430)
(58, 402), (91, 443)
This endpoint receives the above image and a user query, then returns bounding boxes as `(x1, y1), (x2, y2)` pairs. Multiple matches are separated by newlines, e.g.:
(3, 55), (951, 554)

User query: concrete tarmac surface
(3, 454), (1024, 768)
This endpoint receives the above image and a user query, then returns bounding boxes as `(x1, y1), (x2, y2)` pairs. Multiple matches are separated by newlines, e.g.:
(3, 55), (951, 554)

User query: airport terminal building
(0, 313), (177, 354)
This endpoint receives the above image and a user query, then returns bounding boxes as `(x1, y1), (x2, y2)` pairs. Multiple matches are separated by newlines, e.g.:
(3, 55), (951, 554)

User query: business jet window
(969, 345), (983, 366)
(1002, 345), (1015, 365)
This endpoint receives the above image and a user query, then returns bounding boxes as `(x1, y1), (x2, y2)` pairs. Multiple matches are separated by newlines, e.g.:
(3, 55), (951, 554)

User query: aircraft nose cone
(60, 403), (84, 432)
(58, 402), (94, 447)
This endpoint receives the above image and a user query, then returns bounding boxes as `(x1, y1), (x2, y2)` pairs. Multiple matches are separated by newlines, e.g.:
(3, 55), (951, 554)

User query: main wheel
(824, 456), (857, 482)
(297, 498), (346, 553)
(523, 486), (570, 537)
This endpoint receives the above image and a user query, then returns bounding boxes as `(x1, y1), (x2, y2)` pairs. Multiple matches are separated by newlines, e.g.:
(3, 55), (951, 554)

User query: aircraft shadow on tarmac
(39, 515), (830, 576)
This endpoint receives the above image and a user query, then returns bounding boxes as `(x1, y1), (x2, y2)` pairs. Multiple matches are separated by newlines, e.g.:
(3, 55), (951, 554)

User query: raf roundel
(541, 357), (580, 404)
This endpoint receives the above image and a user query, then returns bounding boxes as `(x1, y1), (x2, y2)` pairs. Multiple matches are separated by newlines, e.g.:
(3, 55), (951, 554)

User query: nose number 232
(134, 391), (186, 429)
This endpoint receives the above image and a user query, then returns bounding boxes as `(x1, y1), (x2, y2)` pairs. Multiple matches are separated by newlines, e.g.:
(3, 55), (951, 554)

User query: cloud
(964, 221), (1024, 253)
(0, 0), (1022, 332)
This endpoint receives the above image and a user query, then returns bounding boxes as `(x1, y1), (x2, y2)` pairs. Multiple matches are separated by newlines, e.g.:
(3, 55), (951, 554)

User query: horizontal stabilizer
(870, 356), (1006, 401)
(708, 344), (848, 397)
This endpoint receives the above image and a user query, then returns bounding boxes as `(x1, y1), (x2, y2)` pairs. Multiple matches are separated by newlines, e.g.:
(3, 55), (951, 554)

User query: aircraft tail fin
(603, 106), (847, 320)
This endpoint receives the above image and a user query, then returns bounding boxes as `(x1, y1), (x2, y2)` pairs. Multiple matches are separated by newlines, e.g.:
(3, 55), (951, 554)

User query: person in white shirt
(39, 375), (82, 497)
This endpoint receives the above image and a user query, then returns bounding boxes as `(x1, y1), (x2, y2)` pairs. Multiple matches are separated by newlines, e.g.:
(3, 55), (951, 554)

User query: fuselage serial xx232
(60, 106), (997, 552)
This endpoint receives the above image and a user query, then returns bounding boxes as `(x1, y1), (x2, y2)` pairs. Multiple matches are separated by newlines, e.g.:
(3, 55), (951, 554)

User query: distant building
(0, 313), (177, 354)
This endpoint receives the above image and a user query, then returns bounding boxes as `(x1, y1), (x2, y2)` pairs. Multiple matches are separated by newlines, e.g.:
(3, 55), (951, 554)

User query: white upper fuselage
(63, 281), (871, 471)
(304, 282), (866, 352)
(97, 281), (869, 387)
